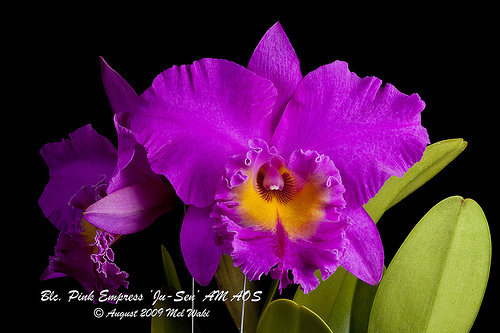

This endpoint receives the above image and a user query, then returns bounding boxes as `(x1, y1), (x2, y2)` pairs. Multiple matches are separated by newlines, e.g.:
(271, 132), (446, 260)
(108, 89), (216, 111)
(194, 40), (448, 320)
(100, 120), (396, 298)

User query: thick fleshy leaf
(151, 287), (198, 333)
(100, 57), (138, 115)
(293, 266), (384, 333)
(341, 206), (384, 285)
(160, 245), (182, 291)
(38, 125), (117, 232)
(272, 61), (429, 209)
(291, 140), (465, 331)
(263, 279), (279, 311)
(129, 58), (277, 207)
(349, 272), (382, 333)
(248, 22), (302, 130)
(180, 206), (223, 286)
(84, 181), (175, 234)
(214, 254), (261, 333)
(364, 139), (467, 224)
(368, 196), (491, 332)
(152, 249), (196, 333)
(294, 267), (356, 332)
(257, 299), (332, 333)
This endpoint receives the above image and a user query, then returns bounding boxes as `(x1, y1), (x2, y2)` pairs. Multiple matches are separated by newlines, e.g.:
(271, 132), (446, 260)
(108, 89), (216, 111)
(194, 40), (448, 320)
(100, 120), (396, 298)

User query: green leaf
(257, 299), (332, 333)
(291, 140), (465, 331)
(214, 254), (262, 333)
(293, 267), (352, 331)
(262, 278), (279, 311)
(151, 287), (195, 333)
(364, 139), (467, 223)
(293, 266), (382, 332)
(291, 140), (467, 332)
(152, 248), (197, 333)
(368, 196), (491, 332)
(349, 270), (383, 333)
(160, 245), (182, 291)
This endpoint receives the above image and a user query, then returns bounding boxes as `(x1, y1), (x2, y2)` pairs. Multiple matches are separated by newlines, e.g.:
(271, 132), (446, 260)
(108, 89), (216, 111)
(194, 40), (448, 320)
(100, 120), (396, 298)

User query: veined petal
(38, 125), (117, 232)
(181, 206), (223, 286)
(212, 140), (348, 293)
(272, 61), (429, 208)
(128, 58), (277, 207)
(84, 181), (175, 234)
(341, 206), (384, 285)
(248, 22), (302, 130)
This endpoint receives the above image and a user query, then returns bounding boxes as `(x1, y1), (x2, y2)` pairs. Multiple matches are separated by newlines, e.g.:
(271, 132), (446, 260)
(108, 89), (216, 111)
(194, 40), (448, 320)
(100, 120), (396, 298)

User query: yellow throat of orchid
(235, 162), (329, 240)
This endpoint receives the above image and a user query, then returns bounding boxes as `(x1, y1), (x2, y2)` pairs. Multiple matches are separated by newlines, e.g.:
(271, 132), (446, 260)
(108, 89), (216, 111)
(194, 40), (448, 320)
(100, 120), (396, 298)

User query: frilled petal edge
(41, 229), (128, 296)
(212, 139), (348, 293)
(128, 58), (277, 207)
(272, 60), (429, 208)
(38, 125), (117, 232)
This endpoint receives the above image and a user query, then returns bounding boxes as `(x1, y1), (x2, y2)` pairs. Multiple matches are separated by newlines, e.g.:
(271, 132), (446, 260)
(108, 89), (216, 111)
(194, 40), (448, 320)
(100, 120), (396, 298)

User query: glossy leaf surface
(214, 254), (262, 332)
(364, 139), (467, 223)
(294, 266), (381, 332)
(257, 299), (332, 333)
(152, 247), (195, 333)
(161, 244), (182, 291)
(368, 196), (491, 332)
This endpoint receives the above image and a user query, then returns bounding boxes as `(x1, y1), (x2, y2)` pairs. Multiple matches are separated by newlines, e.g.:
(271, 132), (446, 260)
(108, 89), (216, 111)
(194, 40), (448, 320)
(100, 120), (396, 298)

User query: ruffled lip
(211, 139), (348, 293)
(41, 227), (129, 299)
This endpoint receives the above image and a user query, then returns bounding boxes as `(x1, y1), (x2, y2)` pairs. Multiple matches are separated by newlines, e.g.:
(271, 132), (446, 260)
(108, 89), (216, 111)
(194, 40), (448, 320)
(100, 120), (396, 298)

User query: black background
(27, 8), (496, 332)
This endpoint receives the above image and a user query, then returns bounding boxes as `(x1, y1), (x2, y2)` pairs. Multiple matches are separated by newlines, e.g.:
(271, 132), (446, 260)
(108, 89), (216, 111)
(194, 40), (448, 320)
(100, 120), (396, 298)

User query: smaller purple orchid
(101, 22), (429, 293)
(39, 107), (175, 294)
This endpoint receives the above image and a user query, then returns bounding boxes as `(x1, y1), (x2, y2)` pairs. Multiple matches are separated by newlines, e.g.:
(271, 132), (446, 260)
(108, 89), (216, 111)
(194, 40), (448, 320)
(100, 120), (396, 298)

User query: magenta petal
(41, 231), (128, 295)
(215, 215), (279, 280)
(84, 181), (175, 234)
(69, 179), (107, 211)
(212, 143), (348, 293)
(341, 206), (384, 285)
(248, 22), (302, 130)
(180, 206), (222, 286)
(107, 114), (166, 194)
(272, 61), (429, 208)
(41, 231), (97, 291)
(100, 59), (161, 195)
(100, 57), (138, 115)
(276, 221), (346, 294)
(38, 125), (117, 232)
(129, 58), (277, 207)
(106, 114), (138, 193)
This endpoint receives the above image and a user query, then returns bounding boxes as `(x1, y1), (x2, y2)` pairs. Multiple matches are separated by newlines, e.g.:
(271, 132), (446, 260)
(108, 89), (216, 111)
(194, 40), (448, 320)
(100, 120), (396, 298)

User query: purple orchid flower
(39, 98), (175, 294)
(101, 22), (429, 293)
